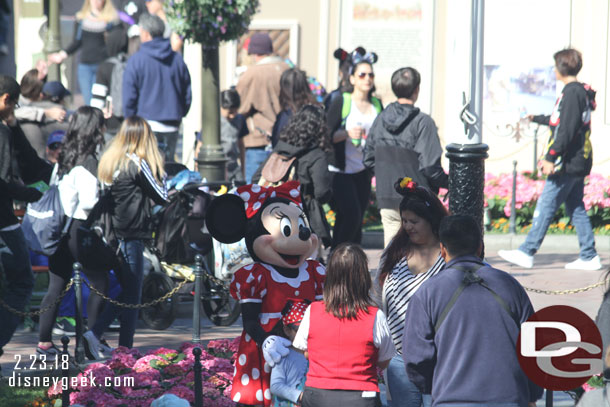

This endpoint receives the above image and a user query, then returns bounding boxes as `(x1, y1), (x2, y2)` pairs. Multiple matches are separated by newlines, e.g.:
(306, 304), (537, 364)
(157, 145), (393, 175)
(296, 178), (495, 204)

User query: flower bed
(33, 339), (239, 407)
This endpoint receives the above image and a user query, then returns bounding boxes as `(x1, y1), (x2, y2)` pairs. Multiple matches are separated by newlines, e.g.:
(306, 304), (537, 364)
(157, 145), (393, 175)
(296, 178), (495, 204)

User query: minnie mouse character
(205, 181), (325, 406)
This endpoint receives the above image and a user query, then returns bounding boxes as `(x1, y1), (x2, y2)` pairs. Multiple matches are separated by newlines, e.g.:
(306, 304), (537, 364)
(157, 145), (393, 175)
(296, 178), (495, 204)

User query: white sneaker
(82, 331), (103, 361)
(498, 249), (534, 269)
(565, 255), (603, 271)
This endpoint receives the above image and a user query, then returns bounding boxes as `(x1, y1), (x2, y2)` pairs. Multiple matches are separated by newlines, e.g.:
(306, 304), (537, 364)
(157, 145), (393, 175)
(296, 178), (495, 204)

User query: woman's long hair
(379, 183), (449, 285)
(57, 106), (105, 177)
(278, 104), (331, 153)
(98, 116), (165, 184)
(324, 243), (372, 320)
(279, 68), (316, 113)
(76, 0), (118, 22)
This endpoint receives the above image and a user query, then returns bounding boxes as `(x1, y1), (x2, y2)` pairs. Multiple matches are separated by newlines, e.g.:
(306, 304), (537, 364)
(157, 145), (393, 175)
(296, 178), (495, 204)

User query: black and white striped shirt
(383, 254), (445, 354)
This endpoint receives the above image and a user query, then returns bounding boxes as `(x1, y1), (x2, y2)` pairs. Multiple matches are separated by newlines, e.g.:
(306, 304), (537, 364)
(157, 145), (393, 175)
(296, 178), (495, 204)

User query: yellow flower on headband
(400, 177), (416, 189)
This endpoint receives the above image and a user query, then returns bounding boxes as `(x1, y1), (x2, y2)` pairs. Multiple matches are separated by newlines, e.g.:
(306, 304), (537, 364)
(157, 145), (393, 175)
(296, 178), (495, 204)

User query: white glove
(262, 335), (291, 367)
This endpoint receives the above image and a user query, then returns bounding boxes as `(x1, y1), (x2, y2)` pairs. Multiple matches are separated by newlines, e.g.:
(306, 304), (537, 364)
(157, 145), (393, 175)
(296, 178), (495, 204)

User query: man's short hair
(391, 67), (421, 99)
(139, 13), (165, 38)
(554, 48), (582, 77)
(0, 75), (20, 102)
(439, 215), (481, 258)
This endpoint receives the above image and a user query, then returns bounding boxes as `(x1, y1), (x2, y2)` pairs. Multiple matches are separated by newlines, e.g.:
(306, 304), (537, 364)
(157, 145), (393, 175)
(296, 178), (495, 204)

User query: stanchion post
(61, 335), (70, 406)
(192, 255), (203, 344)
(509, 160), (517, 234)
(73, 263), (85, 363)
(546, 389), (553, 407)
(193, 347), (203, 407)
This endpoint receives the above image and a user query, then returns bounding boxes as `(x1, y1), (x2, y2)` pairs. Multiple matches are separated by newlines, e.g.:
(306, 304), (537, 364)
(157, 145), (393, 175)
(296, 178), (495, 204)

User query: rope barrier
(523, 278), (608, 295)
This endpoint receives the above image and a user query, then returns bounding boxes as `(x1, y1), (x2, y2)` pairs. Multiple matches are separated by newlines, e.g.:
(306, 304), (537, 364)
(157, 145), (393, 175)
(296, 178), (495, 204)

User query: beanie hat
(247, 32), (273, 56)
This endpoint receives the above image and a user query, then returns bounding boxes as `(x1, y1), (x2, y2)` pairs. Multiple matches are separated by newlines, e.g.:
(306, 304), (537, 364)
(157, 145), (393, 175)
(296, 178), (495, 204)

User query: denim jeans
(77, 63), (98, 106)
(92, 239), (143, 348)
(154, 131), (180, 163)
(245, 147), (270, 183)
(0, 227), (35, 350)
(519, 173), (597, 259)
(387, 355), (431, 407)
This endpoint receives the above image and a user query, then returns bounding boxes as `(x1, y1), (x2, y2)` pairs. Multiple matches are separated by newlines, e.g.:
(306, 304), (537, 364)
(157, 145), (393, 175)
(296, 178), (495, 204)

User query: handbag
(258, 152), (296, 187)
(77, 189), (121, 270)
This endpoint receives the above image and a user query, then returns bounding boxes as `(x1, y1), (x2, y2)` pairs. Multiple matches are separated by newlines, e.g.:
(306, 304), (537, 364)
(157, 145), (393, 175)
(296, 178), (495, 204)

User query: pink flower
(169, 385), (195, 403)
(133, 354), (165, 372)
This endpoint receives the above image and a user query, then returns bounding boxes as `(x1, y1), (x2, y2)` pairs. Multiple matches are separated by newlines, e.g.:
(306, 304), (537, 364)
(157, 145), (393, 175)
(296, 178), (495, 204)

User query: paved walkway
(1, 244), (606, 406)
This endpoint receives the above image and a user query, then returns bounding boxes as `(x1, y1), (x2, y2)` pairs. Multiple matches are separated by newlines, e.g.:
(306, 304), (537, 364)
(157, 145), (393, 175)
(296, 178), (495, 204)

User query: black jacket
(109, 157), (168, 239)
(252, 140), (333, 246)
(0, 122), (52, 229)
(363, 102), (448, 209)
(532, 81), (594, 177)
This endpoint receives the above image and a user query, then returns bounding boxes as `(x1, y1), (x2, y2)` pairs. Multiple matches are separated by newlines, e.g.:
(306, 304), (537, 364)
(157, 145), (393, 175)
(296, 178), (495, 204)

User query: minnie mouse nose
(299, 226), (311, 241)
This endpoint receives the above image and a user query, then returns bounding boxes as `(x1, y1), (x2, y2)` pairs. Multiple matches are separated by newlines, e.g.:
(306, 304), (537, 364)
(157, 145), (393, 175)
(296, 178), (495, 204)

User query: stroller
(140, 166), (242, 330)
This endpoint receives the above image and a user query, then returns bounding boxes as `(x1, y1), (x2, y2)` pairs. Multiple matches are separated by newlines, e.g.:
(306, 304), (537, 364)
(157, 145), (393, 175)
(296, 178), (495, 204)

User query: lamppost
(43, 0), (61, 81)
(446, 0), (488, 232)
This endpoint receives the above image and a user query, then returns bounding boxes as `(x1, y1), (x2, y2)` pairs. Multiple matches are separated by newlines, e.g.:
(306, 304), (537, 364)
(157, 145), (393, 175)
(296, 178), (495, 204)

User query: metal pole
(61, 335), (71, 406)
(73, 262), (85, 364)
(509, 161), (517, 234)
(44, 0), (61, 81)
(546, 389), (553, 407)
(193, 347), (203, 407)
(446, 0), (488, 233)
(197, 44), (227, 181)
(192, 254), (203, 344)
(533, 126), (539, 178)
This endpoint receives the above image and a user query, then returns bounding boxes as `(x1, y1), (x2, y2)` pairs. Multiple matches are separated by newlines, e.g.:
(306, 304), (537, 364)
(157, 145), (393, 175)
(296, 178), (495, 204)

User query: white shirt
(58, 166), (99, 220)
(292, 305), (396, 362)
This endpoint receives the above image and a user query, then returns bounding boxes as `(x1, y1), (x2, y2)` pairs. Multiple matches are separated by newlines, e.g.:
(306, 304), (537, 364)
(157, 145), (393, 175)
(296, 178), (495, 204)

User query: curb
(362, 231), (610, 253)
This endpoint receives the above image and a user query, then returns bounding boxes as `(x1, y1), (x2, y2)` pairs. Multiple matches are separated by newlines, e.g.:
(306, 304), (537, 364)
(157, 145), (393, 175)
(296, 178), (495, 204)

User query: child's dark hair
(379, 179), (448, 285)
(220, 88), (240, 110)
(278, 104), (331, 153)
(0, 75), (20, 101)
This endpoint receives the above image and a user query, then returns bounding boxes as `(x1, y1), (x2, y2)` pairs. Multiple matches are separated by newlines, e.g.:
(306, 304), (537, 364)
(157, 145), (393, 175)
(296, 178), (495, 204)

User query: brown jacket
(236, 56), (289, 148)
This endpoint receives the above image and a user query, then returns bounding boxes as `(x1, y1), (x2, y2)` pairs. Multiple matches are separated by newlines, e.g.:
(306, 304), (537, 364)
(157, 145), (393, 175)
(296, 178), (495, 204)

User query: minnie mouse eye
(280, 217), (292, 237)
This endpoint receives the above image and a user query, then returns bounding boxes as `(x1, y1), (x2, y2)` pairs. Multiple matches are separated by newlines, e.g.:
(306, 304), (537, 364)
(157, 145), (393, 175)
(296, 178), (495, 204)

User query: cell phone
(105, 96), (112, 112)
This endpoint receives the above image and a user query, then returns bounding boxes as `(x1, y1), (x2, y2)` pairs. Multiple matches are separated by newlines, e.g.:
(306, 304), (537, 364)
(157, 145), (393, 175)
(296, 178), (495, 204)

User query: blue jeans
(77, 63), (98, 105)
(245, 147), (270, 183)
(0, 227), (35, 350)
(388, 355), (431, 407)
(154, 130), (180, 163)
(92, 239), (143, 348)
(519, 173), (597, 259)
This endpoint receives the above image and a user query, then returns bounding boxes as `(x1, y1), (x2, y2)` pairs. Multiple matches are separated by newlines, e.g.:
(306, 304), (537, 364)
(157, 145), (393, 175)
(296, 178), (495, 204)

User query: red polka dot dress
(229, 260), (325, 406)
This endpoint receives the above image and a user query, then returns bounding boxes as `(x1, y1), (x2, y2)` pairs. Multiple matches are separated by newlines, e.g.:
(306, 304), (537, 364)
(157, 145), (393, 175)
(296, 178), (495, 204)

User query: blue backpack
(21, 184), (72, 256)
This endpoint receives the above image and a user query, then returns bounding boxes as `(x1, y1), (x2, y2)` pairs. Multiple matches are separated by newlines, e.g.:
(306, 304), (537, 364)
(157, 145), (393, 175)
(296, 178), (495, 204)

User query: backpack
(257, 153), (297, 187)
(340, 92), (383, 126)
(108, 53), (127, 117)
(21, 184), (72, 256)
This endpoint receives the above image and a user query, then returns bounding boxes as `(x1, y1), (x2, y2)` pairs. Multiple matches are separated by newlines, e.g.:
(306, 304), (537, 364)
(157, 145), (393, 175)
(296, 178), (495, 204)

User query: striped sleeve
(139, 158), (168, 204)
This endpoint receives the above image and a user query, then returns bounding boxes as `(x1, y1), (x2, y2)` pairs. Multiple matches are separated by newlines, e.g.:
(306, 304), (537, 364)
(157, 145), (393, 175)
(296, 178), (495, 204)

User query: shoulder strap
(434, 264), (521, 334)
(341, 92), (352, 126)
(371, 97), (382, 113)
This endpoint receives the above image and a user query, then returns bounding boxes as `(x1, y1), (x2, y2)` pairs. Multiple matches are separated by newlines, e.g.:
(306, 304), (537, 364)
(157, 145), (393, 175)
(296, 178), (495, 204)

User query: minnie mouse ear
(333, 48), (348, 61)
(368, 52), (378, 64)
(354, 46), (366, 56)
(205, 194), (247, 244)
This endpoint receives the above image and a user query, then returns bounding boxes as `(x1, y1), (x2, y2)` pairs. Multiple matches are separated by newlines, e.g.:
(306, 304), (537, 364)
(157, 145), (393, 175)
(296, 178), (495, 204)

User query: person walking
(83, 115), (167, 358)
(293, 243), (395, 407)
(403, 215), (543, 407)
(326, 52), (382, 249)
(48, 0), (119, 105)
(36, 106), (110, 361)
(122, 13), (191, 162)
(364, 67), (448, 246)
(499, 48), (601, 271)
(0, 75), (52, 362)
(376, 179), (448, 407)
(236, 32), (290, 182)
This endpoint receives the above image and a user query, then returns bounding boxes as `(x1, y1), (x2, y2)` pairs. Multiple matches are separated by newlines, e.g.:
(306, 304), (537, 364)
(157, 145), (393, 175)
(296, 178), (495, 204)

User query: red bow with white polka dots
(281, 299), (309, 326)
(236, 181), (302, 219)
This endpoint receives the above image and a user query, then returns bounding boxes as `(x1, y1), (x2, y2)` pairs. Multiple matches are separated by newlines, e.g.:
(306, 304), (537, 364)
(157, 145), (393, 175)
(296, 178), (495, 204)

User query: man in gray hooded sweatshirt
(364, 67), (448, 246)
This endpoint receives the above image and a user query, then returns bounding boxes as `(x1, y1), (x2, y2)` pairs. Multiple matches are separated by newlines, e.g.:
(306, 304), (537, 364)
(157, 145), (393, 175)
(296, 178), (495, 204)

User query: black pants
(38, 219), (110, 343)
(330, 170), (371, 249)
(302, 387), (379, 407)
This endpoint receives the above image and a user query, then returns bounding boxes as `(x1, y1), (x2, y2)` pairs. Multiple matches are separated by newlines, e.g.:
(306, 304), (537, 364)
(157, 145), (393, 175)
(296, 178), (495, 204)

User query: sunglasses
(357, 72), (375, 79)
(48, 142), (62, 151)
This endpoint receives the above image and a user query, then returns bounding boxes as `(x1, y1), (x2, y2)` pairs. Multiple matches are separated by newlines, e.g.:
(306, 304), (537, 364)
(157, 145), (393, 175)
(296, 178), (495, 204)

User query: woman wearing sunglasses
(326, 50), (382, 250)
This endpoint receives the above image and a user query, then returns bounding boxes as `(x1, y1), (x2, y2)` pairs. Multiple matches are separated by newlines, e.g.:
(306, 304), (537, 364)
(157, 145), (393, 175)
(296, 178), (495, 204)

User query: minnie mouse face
(254, 199), (318, 268)
(205, 181), (318, 272)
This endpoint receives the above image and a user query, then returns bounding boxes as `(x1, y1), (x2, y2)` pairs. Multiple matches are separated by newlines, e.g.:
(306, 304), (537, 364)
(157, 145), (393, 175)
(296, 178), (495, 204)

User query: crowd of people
(0, 2), (606, 403)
